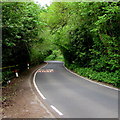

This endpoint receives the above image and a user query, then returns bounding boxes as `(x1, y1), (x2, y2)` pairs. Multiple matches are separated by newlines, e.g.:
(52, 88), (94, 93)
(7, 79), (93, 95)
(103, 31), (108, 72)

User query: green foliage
(3, 2), (37, 67)
(45, 49), (64, 61)
(30, 41), (52, 65)
(2, 2), (50, 84)
(2, 2), (120, 87)
(2, 70), (14, 85)
(67, 64), (120, 88)
(42, 2), (120, 87)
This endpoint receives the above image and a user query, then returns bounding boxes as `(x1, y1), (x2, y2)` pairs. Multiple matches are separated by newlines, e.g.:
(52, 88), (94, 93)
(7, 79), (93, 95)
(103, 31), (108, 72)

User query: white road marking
(63, 64), (119, 91)
(50, 105), (63, 116)
(15, 72), (19, 77)
(33, 64), (49, 100)
(38, 69), (54, 73)
(33, 63), (63, 116)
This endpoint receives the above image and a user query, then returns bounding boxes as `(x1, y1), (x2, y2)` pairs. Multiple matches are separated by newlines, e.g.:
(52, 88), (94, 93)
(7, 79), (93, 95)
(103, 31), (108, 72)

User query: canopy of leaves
(41, 2), (120, 87)
(2, 2), (120, 87)
(2, 2), (51, 84)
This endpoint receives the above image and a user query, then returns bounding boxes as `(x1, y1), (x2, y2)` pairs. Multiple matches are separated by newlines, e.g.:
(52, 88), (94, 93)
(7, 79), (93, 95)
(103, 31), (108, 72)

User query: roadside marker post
(7, 80), (11, 84)
(14, 70), (19, 77)
(27, 63), (29, 69)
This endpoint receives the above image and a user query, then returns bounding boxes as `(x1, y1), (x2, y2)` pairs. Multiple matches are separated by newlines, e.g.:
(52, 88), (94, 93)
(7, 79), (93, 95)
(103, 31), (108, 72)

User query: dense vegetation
(2, 2), (51, 84)
(41, 2), (120, 87)
(2, 2), (120, 87)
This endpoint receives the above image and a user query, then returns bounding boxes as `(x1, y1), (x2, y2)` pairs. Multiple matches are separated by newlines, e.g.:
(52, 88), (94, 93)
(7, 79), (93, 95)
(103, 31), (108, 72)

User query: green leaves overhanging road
(2, 2), (51, 84)
(2, 2), (120, 87)
(42, 2), (120, 87)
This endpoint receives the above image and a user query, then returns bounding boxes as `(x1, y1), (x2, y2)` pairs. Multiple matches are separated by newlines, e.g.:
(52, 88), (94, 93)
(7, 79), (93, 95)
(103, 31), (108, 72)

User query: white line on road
(33, 63), (64, 116)
(63, 64), (119, 91)
(33, 64), (48, 100)
(50, 105), (63, 116)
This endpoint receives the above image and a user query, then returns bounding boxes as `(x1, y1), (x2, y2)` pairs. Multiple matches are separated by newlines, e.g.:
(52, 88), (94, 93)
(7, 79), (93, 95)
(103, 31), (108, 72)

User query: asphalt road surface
(35, 61), (118, 118)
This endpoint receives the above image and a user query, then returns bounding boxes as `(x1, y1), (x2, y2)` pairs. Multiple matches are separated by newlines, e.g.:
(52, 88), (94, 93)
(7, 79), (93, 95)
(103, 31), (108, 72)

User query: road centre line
(50, 105), (63, 116)
(33, 63), (48, 100)
(63, 64), (118, 91)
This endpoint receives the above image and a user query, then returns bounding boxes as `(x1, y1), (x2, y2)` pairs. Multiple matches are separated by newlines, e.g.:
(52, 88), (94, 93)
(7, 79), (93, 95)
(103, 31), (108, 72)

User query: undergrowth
(67, 64), (120, 88)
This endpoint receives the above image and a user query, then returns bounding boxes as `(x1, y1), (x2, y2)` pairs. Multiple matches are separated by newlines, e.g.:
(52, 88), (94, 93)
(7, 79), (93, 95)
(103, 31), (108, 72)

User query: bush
(67, 64), (120, 88)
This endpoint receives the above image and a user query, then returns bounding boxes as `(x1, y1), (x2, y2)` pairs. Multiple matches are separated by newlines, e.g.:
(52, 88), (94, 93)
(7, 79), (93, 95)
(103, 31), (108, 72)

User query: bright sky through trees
(34, 0), (52, 6)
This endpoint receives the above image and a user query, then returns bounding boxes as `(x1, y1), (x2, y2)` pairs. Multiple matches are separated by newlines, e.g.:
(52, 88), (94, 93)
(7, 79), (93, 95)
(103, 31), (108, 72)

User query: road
(35, 61), (118, 118)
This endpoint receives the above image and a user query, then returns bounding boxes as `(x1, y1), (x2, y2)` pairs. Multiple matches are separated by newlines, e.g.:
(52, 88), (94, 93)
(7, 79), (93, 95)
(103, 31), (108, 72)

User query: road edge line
(33, 63), (48, 100)
(63, 64), (118, 91)
(50, 105), (63, 116)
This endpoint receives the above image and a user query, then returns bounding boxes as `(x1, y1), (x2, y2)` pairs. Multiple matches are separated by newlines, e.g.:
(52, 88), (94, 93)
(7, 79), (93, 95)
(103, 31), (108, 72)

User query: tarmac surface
(35, 61), (118, 118)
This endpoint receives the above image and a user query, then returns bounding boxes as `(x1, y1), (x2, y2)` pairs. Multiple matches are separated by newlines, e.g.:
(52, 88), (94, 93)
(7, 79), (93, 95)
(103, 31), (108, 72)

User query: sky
(34, 0), (52, 7)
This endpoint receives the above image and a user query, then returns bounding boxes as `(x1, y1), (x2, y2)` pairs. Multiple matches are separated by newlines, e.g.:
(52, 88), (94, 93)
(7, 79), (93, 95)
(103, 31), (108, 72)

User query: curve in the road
(34, 61), (118, 118)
